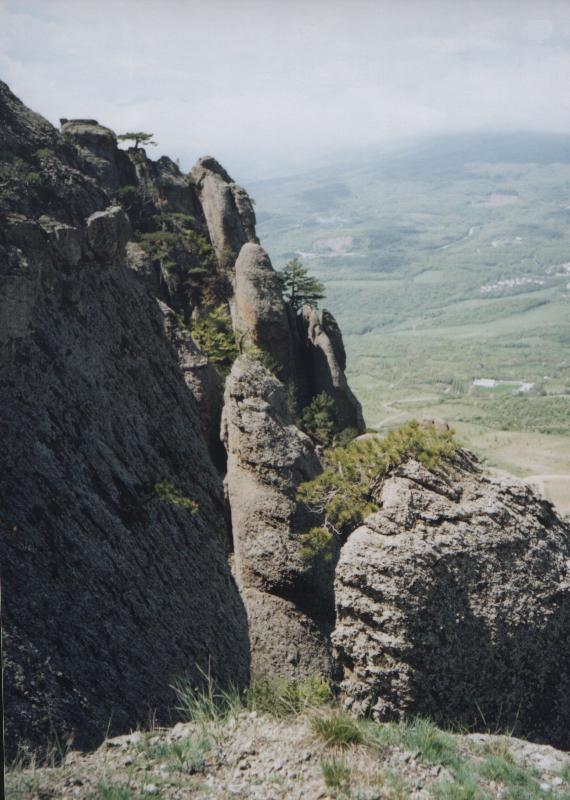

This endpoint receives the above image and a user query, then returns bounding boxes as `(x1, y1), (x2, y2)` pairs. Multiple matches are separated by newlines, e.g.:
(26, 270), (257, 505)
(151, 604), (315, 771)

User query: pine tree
(278, 258), (325, 311)
(117, 132), (157, 150)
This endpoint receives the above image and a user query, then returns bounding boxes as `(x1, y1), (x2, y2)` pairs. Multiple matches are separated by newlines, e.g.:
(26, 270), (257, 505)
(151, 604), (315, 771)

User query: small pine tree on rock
(278, 258), (325, 311)
(117, 132), (157, 150)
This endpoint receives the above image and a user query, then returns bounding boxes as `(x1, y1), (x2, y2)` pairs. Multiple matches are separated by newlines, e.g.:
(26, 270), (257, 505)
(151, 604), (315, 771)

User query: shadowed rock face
(221, 356), (335, 678)
(60, 119), (127, 193)
(233, 242), (294, 381)
(296, 305), (365, 433)
(1, 80), (250, 757)
(333, 452), (570, 748)
(190, 156), (258, 264)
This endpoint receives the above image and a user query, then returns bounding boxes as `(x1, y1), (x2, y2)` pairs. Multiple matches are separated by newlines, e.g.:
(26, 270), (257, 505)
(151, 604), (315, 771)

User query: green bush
(191, 304), (238, 375)
(299, 391), (339, 445)
(299, 526), (335, 563)
(154, 481), (198, 512)
(242, 343), (281, 376)
(298, 420), (458, 542)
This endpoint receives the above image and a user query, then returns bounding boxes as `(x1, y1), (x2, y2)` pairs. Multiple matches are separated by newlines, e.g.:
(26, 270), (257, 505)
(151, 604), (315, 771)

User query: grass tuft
(312, 711), (364, 747)
(138, 731), (210, 774)
(321, 757), (351, 790)
(173, 673), (332, 726)
(367, 717), (458, 766)
(247, 676), (332, 716)
(90, 784), (139, 800)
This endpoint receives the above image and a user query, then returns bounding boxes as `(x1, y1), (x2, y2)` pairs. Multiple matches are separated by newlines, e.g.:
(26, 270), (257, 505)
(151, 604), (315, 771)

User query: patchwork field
(250, 133), (570, 508)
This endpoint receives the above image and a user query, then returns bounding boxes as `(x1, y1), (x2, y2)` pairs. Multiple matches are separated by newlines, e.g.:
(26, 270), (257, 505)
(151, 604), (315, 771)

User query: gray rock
(221, 356), (333, 678)
(190, 156), (258, 264)
(1, 83), (250, 758)
(61, 118), (123, 192)
(86, 205), (131, 263)
(333, 453), (570, 747)
(160, 301), (226, 471)
(233, 243), (294, 380)
(296, 305), (365, 432)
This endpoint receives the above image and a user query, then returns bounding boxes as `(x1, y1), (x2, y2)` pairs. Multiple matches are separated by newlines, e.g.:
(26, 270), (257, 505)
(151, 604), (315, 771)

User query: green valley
(251, 133), (570, 508)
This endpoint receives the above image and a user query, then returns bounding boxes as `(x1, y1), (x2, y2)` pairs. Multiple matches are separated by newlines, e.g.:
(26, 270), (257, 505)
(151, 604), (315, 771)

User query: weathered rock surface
(297, 305), (365, 432)
(86, 204), (131, 262)
(222, 356), (334, 678)
(334, 452), (570, 747)
(190, 156), (258, 264)
(1, 80), (249, 757)
(60, 118), (128, 193)
(233, 242), (294, 380)
(160, 301), (226, 470)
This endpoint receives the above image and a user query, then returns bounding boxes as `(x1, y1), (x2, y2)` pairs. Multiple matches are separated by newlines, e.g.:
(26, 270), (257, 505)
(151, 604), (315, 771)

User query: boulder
(233, 242), (294, 380)
(297, 305), (365, 432)
(221, 356), (334, 678)
(190, 156), (258, 264)
(333, 452), (570, 747)
(86, 205), (131, 263)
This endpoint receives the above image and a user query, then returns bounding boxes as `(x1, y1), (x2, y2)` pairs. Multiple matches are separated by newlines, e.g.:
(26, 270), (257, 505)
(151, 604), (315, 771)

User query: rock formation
(190, 156), (258, 265)
(296, 305), (365, 433)
(333, 451), (570, 747)
(232, 242), (294, 380)
(221, 356), (335, 678)
(8, 79), (567, 767)
(60, 118), (130, 193)
(1, 80), (250, 757)
(160, 301), (226, 469)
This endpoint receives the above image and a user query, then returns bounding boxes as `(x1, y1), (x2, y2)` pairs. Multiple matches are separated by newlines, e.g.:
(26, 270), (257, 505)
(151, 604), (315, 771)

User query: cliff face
(1, 81), (363, 756)
(0, 81), (250, 756)
(5, 81), (567, 762)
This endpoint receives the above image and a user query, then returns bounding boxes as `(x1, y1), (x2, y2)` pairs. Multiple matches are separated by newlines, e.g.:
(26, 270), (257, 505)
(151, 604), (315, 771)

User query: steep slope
(0, 81), (250, 756)
(1, 80), (367, 759)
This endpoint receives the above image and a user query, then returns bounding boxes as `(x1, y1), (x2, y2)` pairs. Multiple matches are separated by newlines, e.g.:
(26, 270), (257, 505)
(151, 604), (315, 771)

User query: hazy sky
(1, 0), (569, 179)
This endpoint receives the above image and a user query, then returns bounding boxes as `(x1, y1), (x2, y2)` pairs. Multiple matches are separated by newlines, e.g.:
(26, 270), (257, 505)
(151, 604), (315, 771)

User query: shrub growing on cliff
(298, 391), (339, 445)
(155, 481), (198, 512)
(278, 257), (325, 311)
(191, 304), (238, 375)
(298, 420), (458, 542)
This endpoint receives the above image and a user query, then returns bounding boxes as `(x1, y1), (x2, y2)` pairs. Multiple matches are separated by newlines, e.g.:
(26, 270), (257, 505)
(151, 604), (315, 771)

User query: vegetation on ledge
(298, 420), (459, 556)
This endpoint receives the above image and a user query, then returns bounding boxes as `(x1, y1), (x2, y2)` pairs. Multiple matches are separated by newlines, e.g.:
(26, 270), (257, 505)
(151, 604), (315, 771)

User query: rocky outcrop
(128, 149), (204, 220)
(160, 301), (226, 470)
(60, 118), (133, 193)
(233, 242), (294, 380)
(190, 156), (258, 265)
(333, 452), (570, 747)
(297, 305), (365, 432)
(1, 80), (249, 757)
(86, 205), (131, 262)
(222, 356), (334, 678)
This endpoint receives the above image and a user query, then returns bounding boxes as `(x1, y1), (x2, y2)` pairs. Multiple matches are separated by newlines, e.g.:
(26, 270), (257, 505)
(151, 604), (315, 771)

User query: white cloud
(1, 0), (569, 179)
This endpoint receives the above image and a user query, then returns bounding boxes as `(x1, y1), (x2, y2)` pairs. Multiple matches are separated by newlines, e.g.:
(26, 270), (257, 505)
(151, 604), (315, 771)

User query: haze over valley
(251, 131), (570, 510)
